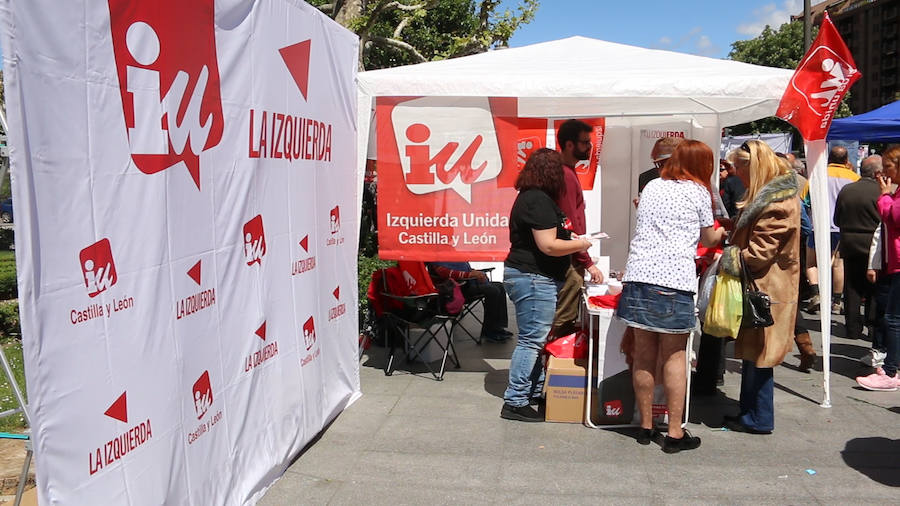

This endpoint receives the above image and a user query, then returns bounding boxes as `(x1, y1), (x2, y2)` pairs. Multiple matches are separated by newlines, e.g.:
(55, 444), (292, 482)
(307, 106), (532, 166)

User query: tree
(308, 0), (539, 70)
(729, 20), (811, 69)
(727, 20), (851, 138)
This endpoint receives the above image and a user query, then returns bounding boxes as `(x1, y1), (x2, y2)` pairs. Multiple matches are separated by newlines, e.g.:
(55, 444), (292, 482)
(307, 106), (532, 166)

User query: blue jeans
(503, 267), (561, 407)
(871, 275), (891, 353)
(882, 273), (900, 377)
(739, 360), (774, 432)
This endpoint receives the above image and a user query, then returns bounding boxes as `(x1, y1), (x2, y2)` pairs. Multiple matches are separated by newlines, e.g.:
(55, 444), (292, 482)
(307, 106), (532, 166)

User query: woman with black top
(501, 148), (592, 422)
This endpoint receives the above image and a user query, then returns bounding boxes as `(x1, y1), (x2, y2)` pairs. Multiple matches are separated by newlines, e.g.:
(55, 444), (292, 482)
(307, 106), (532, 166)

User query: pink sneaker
(856, 371), (899, 392)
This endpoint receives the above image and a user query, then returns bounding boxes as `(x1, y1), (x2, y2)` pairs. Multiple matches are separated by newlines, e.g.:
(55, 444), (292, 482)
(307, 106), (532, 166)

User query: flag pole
(777, 11), (860, 408)
(805, 139), (832, 408)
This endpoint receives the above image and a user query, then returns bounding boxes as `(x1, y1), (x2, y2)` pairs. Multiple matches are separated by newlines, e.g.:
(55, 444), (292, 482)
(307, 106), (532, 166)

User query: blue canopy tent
(827, 99), (900, 142)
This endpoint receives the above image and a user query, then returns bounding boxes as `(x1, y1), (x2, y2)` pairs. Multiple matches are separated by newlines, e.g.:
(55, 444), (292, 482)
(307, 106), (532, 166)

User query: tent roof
(358, 36), (793, 125)
(827, 100), (900, 142)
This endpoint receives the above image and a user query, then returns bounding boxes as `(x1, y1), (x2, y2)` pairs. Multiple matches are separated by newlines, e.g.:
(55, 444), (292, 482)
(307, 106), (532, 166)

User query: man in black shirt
(719, 159), (746, 219)
(634, 136), (682, 207)
(834, 155), (883, 340)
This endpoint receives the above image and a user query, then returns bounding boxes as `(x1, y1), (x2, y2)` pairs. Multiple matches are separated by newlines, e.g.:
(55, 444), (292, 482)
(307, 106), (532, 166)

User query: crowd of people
(493, 118), (900, 453)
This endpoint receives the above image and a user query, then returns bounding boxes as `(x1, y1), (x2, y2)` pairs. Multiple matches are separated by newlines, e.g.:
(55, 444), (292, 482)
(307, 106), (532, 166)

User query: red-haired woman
(501, 148), (592, 422)
(616, 140), (726, 452)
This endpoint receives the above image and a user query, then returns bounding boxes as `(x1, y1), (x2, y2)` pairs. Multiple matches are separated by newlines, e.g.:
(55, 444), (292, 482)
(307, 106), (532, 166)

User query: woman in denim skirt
(500, 148), (592, 422)
(617, 140), (726, 452)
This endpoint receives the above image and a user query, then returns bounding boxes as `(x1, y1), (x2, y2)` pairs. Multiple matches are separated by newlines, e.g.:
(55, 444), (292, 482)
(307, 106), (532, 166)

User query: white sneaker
(859, 349), (887, 367)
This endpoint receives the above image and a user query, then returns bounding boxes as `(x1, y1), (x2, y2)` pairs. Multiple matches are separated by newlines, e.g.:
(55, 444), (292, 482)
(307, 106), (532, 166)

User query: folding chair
(368, 262), (461, 380)
(447, 267), (495, 345)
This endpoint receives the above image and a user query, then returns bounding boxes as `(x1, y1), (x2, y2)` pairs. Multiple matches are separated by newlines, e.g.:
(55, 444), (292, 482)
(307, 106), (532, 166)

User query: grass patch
(0, 339), (26, 432)
(0, 250), (15, 300)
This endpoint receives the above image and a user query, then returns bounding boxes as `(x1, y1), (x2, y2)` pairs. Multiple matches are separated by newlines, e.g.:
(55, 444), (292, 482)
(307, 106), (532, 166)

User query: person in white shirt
(616, 139), (726, 453)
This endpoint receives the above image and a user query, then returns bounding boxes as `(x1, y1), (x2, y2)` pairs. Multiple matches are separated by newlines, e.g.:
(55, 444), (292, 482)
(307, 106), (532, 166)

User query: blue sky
(0, 1), (820, 66)
(502, 0), (819, 59)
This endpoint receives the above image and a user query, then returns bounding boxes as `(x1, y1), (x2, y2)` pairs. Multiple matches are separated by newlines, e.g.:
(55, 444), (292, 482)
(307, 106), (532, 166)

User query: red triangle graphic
(256, 321), (267, 341)
(333, 286), (340, 300)
(279, 40), (311, 101)
(104, 391), (128, 423)
(299, 235), (309, 252)
(187, 260), (202, 285)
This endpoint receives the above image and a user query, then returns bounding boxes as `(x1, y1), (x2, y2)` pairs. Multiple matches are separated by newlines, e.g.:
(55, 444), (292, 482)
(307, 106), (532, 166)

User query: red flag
(776, 12), (861, 141)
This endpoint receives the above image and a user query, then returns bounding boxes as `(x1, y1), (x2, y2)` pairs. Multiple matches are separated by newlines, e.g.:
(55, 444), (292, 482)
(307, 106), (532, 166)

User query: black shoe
(529, 397), (546, 408)
(691, 383), (718, 397)
(500, 403), (543, 422)
(661, 430), (701, 453)
(482, 331), (512, 343)
(636, 428), (661, 445)
(723, 415), (772, 435)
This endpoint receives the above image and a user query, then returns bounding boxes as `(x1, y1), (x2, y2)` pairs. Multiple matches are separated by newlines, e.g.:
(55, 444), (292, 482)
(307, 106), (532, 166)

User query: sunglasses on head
(740, 142), (751, 154)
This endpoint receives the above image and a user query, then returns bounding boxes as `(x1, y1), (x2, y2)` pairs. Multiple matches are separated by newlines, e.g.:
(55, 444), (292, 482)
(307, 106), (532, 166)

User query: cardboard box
(544, 355), (641, 425)
(544, 356), (597, 423)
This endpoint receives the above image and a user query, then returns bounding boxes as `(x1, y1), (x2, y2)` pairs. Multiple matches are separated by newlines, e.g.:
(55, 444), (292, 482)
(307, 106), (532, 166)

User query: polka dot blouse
(623, 178), (714, 293)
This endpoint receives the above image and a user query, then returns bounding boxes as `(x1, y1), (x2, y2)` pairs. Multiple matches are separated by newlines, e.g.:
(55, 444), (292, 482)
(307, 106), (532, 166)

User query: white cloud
(697, 35), (712, 50)
(737, 0), (802, 37)
(659, 36), (672, 45)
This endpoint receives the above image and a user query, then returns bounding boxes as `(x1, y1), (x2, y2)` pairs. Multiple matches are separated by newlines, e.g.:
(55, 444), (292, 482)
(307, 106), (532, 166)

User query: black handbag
(740, 259), (774, 328)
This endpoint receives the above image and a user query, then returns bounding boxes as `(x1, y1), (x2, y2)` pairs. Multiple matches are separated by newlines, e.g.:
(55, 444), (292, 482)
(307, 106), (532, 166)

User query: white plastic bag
(696, 256), (720, 322)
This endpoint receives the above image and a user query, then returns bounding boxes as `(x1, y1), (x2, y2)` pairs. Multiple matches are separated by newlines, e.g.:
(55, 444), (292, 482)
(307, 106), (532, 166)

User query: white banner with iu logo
(0, 0), (360, 503)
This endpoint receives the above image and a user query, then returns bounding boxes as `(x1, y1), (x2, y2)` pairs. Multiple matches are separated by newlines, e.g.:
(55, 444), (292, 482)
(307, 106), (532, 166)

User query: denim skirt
(615, 281), (697, 334)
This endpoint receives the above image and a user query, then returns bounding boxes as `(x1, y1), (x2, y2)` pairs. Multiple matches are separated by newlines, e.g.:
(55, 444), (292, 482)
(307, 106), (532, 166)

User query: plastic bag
(703, 272), (743, 338)
(545, 331), (588, 359)
(696, 256), (721, 322)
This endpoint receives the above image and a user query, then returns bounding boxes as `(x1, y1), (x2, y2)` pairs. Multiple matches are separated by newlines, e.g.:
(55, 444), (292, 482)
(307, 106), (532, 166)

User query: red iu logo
(604, 400), (623, 417)
(329, 206), (341, 235)
(516, 136), (542, 171)
(404, 123), (487, 186)
(80, 238), (118, 298)
(107, 0), (225, 190)
(388, 97), (505, 202)
(303, 316), (316, 351)
(192, 371), (213, 420)
(243, 215), (267, 266)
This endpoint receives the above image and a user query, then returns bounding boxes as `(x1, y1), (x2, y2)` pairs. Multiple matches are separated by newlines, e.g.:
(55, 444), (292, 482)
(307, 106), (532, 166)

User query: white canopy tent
(356, 36), (836, 406)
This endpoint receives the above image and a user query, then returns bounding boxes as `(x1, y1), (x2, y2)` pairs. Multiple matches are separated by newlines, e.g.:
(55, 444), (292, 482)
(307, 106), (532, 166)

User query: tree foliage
(729, 20), (812, 69)
(727, 20), (851, 139)
(309, 0), (539, 70)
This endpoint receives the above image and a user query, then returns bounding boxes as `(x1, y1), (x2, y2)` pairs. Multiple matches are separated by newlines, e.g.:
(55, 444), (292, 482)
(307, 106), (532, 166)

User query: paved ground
(261, 304), (899, 505)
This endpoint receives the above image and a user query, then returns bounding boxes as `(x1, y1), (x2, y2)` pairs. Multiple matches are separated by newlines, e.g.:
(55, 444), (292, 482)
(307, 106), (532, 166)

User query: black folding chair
(450, 267), (495, 345)
(374, 264), (461, 381)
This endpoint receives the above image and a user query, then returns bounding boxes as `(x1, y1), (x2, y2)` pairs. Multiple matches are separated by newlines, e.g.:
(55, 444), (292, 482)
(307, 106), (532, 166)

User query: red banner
(776, 12), (861, 141)
(508, 118), (605, 190)
(376, 96), (519, 261)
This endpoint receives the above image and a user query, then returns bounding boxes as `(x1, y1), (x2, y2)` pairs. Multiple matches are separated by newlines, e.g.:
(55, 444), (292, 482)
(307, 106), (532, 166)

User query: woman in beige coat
(720, 140), (800, 434)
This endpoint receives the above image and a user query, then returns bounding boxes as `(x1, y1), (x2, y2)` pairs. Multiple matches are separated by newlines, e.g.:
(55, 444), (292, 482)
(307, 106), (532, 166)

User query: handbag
(740, 258), (774, 328)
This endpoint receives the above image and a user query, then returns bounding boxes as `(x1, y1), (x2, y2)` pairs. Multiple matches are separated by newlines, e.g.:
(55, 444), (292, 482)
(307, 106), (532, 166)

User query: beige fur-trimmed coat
(721, 172), (801, 368)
